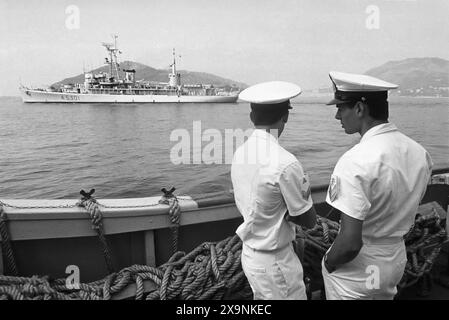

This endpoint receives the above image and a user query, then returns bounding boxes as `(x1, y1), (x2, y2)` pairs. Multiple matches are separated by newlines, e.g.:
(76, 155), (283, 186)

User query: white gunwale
(0, 186), (329, 241)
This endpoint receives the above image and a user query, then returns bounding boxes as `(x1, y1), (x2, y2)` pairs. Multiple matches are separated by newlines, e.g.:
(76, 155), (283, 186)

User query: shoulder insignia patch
(328, 175), (340, 202)
(301, 174), (311, 199)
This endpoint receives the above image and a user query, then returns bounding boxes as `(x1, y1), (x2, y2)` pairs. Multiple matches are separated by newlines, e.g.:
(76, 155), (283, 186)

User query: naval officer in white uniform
(321, 72), (433, 300)
(231, 81), (317, 300)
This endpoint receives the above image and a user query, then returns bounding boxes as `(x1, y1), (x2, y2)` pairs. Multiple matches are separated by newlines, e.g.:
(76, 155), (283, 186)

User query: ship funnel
(84, 73), (93, 89)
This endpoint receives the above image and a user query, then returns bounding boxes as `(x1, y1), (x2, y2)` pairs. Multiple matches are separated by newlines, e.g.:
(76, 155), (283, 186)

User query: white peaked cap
(329, 71), (398, 92)
(239, 81), (302, 104)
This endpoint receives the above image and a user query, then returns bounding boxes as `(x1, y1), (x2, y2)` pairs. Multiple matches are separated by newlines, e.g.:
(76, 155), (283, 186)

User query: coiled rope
(0, 234), (252, 300)
(298, 210), (447, 293)
(397, 209), (447, 292)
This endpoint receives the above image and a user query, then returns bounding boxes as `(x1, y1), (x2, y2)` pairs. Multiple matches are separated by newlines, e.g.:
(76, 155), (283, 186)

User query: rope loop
(0, 206), (19, 276)
(77, 189), (115, 273)
(159, 187), (181, 254)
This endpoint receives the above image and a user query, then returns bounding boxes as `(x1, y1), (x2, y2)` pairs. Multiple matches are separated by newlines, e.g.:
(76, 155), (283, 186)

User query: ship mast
(172, 48), (177, 75)
(102, 35), (121, 82)
(168, 48), (180, 88)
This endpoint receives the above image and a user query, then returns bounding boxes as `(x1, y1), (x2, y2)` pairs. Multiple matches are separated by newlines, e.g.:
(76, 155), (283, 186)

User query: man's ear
(354, 102), (366, 118)
(250, 111), (255, 124)
(282, 111), (289, 123)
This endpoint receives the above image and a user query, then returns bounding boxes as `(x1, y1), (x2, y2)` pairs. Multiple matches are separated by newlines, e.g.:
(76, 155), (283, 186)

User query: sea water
(0, 96), (447, 199)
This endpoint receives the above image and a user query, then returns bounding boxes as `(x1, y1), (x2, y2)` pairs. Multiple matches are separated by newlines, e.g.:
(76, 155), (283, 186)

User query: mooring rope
(299, 212), (447, 292)
(0, 207), (18, 276)
(158, 187), (181, 255)
(397, 209), (447, 291)
(0, 234), (252, 300)
(77, 189), (115, 274)
(0, 209), (445, 300)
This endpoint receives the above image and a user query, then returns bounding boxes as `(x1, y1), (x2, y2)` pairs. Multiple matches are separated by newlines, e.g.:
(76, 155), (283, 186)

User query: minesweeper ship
(19, 36), (240, 104)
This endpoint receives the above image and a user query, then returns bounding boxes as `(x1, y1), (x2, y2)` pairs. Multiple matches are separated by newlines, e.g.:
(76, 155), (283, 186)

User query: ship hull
(20, 88), (239, 103)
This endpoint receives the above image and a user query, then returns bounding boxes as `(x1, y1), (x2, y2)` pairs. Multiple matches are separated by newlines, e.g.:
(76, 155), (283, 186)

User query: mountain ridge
(52, 60), (247, 89)
(364, 57), (449, 97)
(304, 57), (449, 97)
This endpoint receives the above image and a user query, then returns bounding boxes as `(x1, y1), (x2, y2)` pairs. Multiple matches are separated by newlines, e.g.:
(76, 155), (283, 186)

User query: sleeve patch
(301, 174), (311, 199)
(328, 175), (340, 202)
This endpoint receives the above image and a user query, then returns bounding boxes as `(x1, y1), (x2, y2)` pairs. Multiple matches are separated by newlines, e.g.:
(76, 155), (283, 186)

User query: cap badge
(328, 175), (340, 202)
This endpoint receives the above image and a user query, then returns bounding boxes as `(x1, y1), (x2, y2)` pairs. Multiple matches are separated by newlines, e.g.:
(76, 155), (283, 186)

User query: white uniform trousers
(322, 240), (407, 300)
(241, 242), (307, 300)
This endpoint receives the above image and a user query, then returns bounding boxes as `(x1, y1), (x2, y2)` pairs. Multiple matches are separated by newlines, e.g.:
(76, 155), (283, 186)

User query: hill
(52, 61), (247, 89)
(365, 57), (449, 97)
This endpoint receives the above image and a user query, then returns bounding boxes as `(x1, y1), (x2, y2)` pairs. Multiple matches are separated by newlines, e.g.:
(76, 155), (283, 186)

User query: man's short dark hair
(250, 100), (291, 125)
(365, 100), (389, 120)
(346, 99), (389, 121)
(251, 108), (289, 125)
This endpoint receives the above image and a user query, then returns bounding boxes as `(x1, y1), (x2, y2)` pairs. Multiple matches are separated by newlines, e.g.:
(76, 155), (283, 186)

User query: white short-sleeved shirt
(231, 129), (313, 251)
(326, 123), (433, 241)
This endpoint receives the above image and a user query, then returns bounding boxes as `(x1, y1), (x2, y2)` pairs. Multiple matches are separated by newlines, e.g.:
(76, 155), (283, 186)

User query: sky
(1, 0), (448, 96)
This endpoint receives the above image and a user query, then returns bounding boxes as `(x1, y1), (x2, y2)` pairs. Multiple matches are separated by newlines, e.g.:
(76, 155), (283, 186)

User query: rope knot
(0, 206), (6, 221)
(159, 187), (181, 255)
(159, 187), (180, 225)
(77, 189), (102, 228)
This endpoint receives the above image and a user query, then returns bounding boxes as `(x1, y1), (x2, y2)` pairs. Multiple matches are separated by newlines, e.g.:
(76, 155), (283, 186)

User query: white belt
(242, 242), (291, 254)
(362, 236), (403, 245)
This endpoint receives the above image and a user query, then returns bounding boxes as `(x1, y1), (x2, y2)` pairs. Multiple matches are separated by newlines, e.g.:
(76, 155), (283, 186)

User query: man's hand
(293, 229), (306, 263)
(323, 253), (337, 273)
(325, 210), (363, 269)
